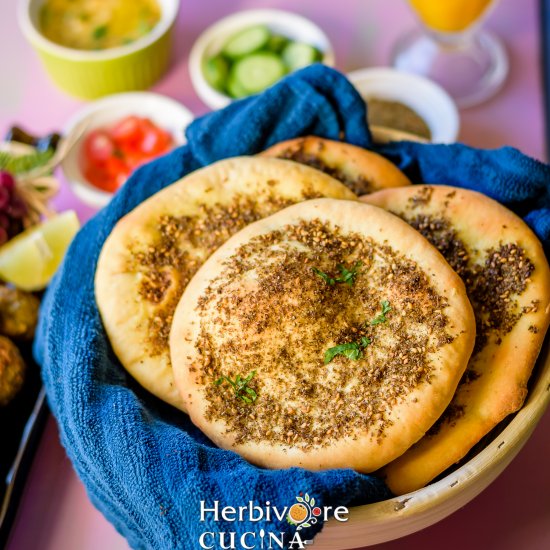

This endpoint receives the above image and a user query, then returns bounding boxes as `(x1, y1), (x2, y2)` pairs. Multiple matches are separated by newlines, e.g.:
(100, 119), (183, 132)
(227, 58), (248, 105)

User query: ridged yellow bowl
(17, 0), (179, 100)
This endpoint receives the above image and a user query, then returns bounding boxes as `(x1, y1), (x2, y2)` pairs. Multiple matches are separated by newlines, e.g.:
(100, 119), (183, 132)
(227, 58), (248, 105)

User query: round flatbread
(362, 185), (550, 494)
(170, 199), (475, 472)
(95, 157), (357, 411)
(261, 136), (411, 195)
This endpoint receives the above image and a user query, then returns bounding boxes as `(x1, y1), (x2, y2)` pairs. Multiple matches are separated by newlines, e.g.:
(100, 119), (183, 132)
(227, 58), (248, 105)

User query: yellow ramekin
(18, 0), (180, 100)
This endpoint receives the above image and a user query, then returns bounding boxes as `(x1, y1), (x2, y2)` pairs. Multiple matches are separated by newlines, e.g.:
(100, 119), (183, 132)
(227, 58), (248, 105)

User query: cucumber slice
(282, 42), (323, 71)
(222, 25), (271, 59)
(226, 75), (249, 99)
(203, 55), (229, 92)
(231, 52), (287, 94)
(266, 34), (290, 53)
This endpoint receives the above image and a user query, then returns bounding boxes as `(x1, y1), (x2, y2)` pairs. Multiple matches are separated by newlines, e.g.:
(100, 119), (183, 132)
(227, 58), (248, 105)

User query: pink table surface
(1, 1), (549, 549)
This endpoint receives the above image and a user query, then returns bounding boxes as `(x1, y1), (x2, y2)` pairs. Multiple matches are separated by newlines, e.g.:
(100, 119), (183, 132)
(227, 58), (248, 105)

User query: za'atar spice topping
(193, 219), (454, 448)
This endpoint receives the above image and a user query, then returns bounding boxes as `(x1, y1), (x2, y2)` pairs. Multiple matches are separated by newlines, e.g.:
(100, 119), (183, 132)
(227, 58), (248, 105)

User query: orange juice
(409, 0), (494, 33)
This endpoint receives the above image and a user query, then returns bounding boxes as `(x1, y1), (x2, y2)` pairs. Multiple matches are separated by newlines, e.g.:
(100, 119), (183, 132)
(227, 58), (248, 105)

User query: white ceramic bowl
(189, 9), (335, 110)
(61, 92), (193, 208)
(348, 67), (460, 143)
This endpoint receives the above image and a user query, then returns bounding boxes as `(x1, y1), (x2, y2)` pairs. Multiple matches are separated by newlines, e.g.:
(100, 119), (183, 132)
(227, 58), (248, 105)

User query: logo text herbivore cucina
(199, 493), (349, 549)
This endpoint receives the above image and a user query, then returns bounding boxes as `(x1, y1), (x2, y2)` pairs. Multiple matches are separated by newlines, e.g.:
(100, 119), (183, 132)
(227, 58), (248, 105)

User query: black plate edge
(0, 388), (49, 549)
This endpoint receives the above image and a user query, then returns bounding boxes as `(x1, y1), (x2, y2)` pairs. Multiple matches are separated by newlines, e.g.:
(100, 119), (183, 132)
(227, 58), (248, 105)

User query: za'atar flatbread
(170, 199), (475, 471)
(95, 157), (356, 411)
(261, 136), (411, 195)
(363, 185), (550, 494)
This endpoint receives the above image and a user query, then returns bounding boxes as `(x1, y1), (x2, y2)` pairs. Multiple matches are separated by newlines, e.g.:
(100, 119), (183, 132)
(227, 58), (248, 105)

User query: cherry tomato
(110, 115), (142, 146)
(124, 151), (150, 171)
(83, 130), (114, 163)
(139, 119), (172, 155)
(81, 116), (174, 194)
(84, 165), (115, 193)
(105, 156), (131, 180)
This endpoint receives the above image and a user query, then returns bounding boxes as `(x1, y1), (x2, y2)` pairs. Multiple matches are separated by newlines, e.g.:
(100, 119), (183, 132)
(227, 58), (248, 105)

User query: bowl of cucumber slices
(189, 9), (334, 110)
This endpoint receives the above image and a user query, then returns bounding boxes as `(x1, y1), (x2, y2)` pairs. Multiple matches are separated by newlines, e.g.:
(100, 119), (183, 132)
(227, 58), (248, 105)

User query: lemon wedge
(0, 211), (80, 291)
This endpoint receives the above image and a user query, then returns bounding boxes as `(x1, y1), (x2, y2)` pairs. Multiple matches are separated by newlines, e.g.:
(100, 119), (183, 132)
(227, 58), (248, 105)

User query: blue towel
(35, 65), (550, 550)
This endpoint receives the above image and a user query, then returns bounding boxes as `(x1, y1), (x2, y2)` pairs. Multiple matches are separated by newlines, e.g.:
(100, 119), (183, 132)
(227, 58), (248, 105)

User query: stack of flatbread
(95, 137), (550, 495)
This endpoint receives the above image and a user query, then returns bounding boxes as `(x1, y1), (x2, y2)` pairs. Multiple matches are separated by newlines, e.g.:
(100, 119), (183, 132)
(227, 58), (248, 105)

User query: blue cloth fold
(35, 65), (550, 550)
(377, 141), (550, 247)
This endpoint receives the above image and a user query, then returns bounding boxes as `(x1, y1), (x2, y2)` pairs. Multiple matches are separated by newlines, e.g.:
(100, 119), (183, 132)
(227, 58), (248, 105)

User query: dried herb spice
(395, 190), (537, 433)
(195, 219), (454, 448)
(403, 211), (535, 354)
(130, 195), (313, 355)
(367, 98), (432, 140)
(276, 141), (374, 195)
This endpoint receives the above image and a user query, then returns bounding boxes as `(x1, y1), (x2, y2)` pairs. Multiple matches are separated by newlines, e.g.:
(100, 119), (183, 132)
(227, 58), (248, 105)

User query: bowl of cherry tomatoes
(61, 92), (193, 208)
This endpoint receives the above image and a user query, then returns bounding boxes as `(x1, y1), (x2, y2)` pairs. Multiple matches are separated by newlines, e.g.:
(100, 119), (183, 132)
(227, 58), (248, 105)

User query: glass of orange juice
(391, 0), (508, 107)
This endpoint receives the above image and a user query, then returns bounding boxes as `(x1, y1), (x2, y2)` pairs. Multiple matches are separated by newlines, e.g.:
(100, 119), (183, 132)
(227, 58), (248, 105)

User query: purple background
(0, 0), (548, 549)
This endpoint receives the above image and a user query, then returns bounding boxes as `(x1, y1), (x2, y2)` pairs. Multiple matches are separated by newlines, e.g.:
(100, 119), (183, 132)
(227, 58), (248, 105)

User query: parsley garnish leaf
(371, 300), (392, 325)
(215, 370), (257, 403)
(323, 300), (390, 364)
(336, 262), (362, 286)
(324, 337), (371, 364)
(360, 336), (372, 348)
(312, 267), (336, 286)
(312, 261), (362, 287)
(324, 342), (361, 364)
